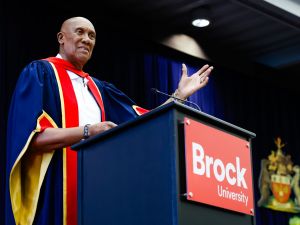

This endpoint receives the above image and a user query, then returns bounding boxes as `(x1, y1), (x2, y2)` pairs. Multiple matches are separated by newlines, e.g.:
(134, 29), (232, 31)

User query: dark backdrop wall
(0, 2), (8, 223)
(1, 4), (300, 225)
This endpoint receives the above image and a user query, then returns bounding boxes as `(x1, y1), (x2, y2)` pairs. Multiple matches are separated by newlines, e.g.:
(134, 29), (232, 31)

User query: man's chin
(77, 54), (90, 65)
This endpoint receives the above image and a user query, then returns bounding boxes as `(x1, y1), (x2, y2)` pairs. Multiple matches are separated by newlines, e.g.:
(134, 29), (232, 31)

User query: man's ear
(57, 32), (64, 44)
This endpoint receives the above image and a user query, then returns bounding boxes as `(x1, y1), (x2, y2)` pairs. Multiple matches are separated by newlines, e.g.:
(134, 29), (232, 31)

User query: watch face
(83, 124), (90, 139)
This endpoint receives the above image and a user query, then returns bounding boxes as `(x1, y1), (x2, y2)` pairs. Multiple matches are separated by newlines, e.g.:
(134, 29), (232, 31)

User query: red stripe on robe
(45, 57), (106, 225)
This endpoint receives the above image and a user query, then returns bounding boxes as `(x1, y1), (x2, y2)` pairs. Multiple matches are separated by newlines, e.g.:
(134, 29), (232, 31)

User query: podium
(72, 102), (256, 225)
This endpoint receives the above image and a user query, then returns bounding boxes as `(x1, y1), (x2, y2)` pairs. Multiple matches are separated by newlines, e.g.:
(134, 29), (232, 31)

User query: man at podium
(5, 16), (213, 225)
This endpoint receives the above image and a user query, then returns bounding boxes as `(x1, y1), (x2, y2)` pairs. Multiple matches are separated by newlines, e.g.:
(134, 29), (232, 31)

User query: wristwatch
(83, 124), (91, 139)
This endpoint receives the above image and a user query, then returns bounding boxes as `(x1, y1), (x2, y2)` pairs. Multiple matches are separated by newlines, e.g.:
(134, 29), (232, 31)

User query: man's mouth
(78, 47), (89, 53)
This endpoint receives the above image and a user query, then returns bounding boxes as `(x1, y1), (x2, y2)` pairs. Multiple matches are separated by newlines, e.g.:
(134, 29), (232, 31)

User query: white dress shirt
(56, 54), (101, 126)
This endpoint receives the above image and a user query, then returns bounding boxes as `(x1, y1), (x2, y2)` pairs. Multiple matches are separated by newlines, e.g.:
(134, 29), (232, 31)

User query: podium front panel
(77, 111), (179, 225)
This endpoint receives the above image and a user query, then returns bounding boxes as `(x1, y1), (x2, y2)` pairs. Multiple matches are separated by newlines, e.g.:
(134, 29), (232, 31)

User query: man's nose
(82, 33), (92, 43)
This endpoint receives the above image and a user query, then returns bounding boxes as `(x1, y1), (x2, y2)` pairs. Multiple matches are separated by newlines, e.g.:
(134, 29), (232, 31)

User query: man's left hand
(176, 63), (213, 100)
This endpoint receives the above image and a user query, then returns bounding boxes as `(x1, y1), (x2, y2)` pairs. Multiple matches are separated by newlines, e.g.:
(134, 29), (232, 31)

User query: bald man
(5, 17), (213, 225)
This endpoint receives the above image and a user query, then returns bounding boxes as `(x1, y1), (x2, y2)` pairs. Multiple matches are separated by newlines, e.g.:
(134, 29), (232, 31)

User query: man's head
(57, 17), (96, 70)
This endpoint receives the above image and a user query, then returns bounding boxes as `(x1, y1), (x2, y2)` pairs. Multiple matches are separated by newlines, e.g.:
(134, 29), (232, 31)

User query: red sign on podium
(184, 117), (254, 215)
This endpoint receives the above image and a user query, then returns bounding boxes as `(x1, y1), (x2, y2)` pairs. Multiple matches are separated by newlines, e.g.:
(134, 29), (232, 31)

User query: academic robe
(5, 57), (149, 225)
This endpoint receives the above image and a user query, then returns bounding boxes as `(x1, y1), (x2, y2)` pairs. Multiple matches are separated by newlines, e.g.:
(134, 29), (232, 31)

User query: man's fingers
(196, 64), (210, 76)
(106, 121), (117, 128)
(102, 121), (117, 130)
(200, 76), (209, 85)
(198, 66), (213, 85)
(199, 66), (213, 80)
(90, 121), (118, 136)
(182, 63), (188, 77)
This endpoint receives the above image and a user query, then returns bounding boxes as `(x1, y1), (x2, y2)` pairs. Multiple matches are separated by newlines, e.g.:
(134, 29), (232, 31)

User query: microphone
(151, 88), (202, 111)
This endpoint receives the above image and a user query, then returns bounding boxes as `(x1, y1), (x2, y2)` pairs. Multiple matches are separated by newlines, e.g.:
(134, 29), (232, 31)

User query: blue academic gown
(5, 58), (147, 225)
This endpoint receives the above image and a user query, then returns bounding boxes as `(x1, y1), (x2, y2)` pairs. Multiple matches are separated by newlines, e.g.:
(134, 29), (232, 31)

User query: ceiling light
(191, 6), (211, 28)
(192, 18), (210, 27)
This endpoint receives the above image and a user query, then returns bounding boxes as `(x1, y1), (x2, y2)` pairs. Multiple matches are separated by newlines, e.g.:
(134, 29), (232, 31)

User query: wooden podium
(72, 101), (256, 225)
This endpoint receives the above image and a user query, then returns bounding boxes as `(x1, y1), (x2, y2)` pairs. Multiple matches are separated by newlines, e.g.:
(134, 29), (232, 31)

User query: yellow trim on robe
(9, 111), (58, 225)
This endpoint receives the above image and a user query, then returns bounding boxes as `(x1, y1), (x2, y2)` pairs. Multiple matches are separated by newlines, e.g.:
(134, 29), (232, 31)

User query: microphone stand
(151, 88), (202, 111)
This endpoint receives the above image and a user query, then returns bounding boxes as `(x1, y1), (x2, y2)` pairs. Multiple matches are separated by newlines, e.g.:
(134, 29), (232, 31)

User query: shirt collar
(56, 54), (88, 82)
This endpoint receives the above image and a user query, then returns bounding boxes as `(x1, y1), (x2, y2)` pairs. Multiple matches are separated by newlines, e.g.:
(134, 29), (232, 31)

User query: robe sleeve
(6, 60), (58, 225)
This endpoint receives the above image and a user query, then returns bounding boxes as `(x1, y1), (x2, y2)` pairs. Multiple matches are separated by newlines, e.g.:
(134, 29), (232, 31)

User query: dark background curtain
(1, 12), (300, 225)
(0, 3), (8, 223)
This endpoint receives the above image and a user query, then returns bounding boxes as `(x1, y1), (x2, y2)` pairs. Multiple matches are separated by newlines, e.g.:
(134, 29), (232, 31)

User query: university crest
(257, 137), (300, 213)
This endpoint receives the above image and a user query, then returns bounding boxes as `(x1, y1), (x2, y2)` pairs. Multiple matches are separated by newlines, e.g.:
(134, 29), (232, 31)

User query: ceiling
(89, 0), (300, 73)
(10, 0), (300, 74)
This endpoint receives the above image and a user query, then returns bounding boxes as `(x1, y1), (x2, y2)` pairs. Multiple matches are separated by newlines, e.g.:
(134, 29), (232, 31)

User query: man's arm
(30, 121), (117, 152)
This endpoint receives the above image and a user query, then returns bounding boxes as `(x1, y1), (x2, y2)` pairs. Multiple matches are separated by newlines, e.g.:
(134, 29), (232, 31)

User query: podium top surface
(72, 101), (256, 150)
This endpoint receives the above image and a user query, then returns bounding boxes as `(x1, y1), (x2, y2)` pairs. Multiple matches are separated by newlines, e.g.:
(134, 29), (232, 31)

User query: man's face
(59, 17), (96, 69)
